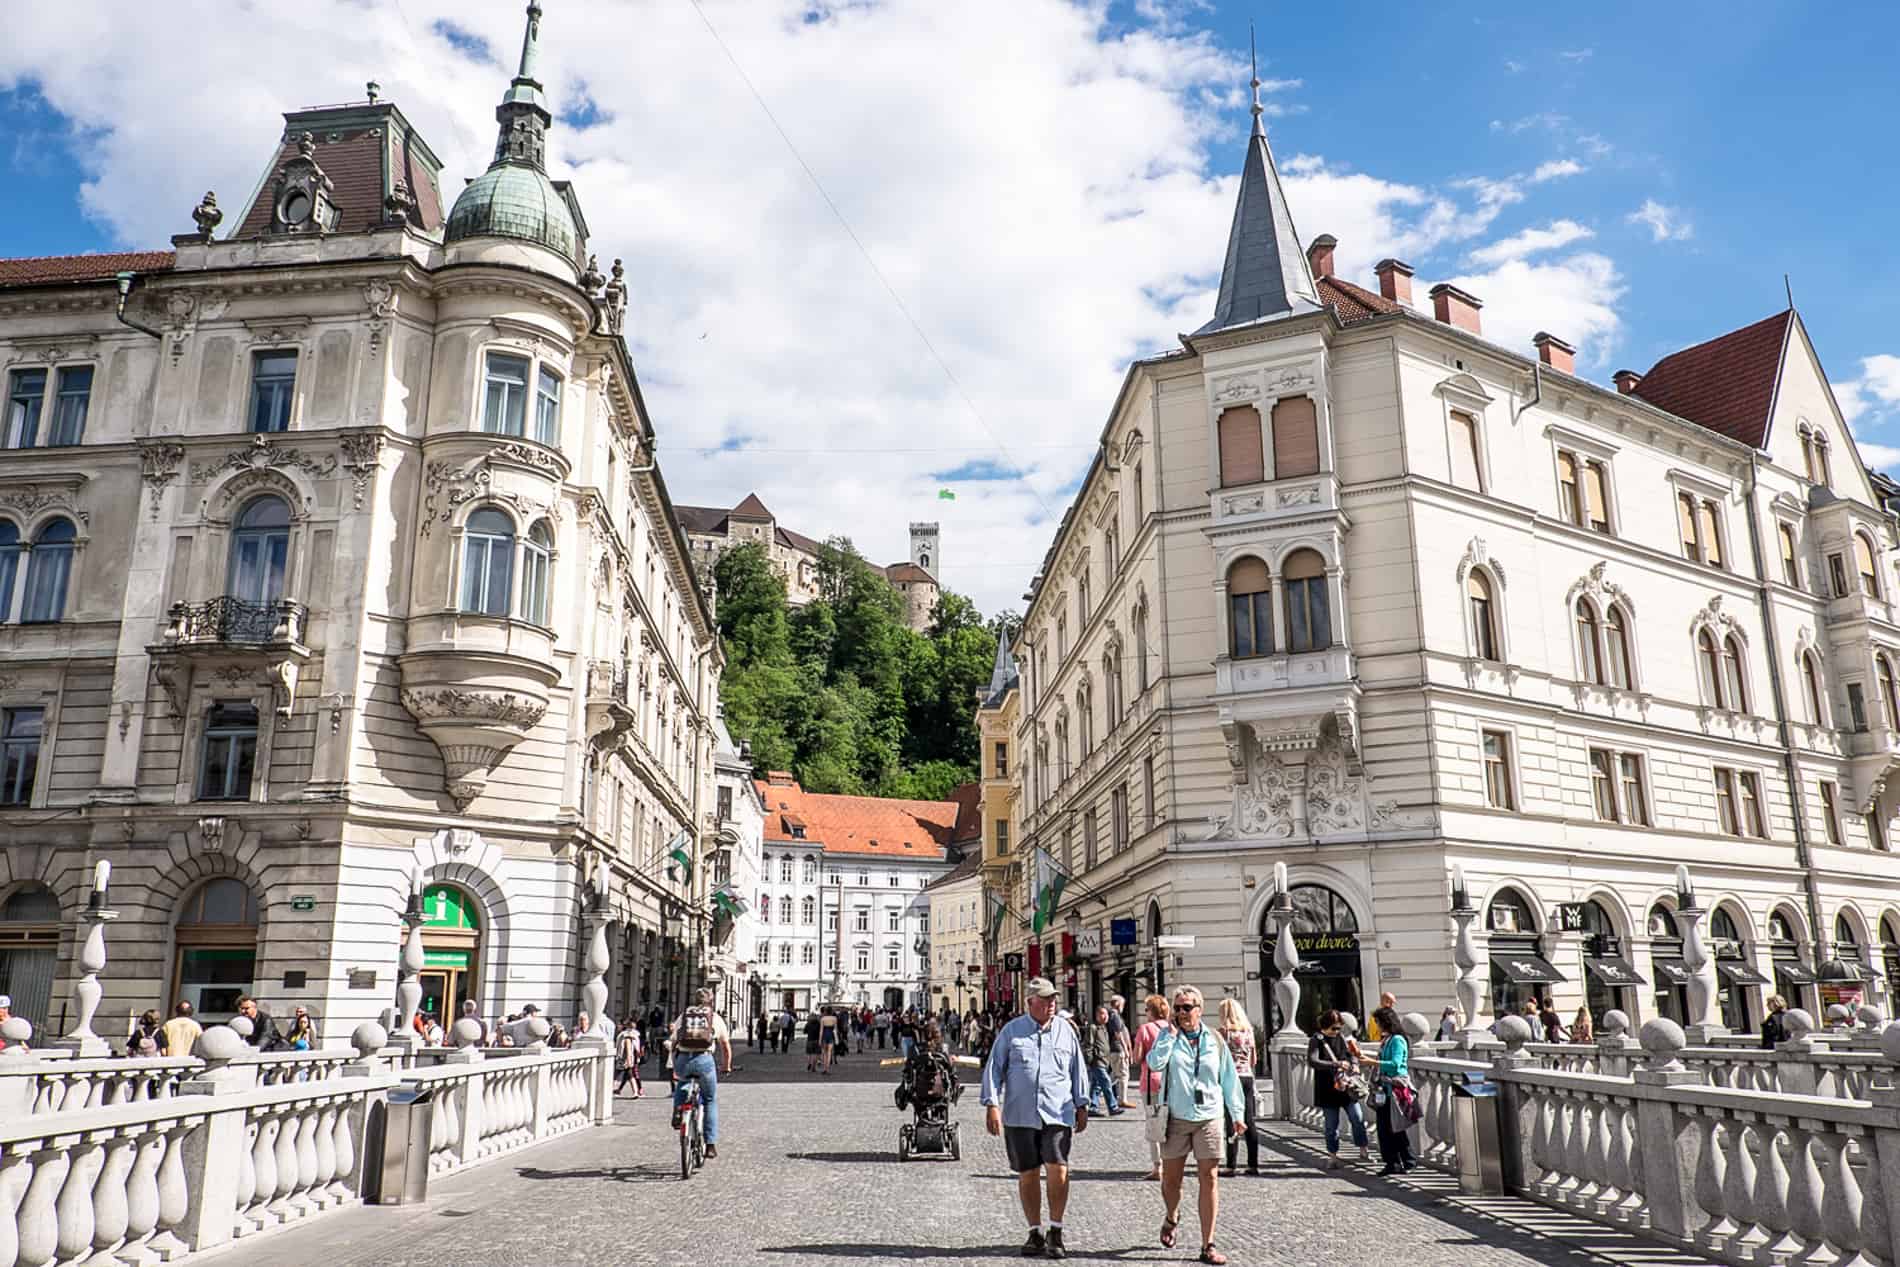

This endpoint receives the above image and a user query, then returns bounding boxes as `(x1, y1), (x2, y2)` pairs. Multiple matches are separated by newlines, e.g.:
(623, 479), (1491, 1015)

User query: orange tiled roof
(1631, 311), (1792, 449)
(755, 776), (957, 859)
(1318, 274), (1402, 325)
(0, 251), (174, 289)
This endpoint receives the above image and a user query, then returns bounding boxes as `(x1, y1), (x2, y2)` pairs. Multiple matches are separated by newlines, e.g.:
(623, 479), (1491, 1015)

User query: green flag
(1031, 848), (1067, 934)
(987, 890), (1008, 944)
(937, 488), (957, 501)
(667, 830), (694, 883)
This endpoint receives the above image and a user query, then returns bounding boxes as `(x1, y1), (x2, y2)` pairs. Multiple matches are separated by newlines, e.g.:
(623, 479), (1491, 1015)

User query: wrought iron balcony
(162, 597), (307, 647)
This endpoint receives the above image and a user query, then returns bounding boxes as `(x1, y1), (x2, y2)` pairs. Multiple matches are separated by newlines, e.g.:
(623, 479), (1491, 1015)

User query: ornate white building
(1008, 75), (1900, 1040)
(0, 4), (721, 1041)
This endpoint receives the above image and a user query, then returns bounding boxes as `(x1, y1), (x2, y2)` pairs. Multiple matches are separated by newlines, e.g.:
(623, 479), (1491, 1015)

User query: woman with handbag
(1306, 1009), (1370, 1168)
(1132, 993), (1171, 1180)
(1359, 1005), (1417, 1176)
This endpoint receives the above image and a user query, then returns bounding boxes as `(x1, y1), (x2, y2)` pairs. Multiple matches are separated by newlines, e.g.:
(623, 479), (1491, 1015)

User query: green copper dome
(444, 164), (576, 259)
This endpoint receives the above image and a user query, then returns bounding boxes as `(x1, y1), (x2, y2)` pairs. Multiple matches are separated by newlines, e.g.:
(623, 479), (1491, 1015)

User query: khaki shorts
(1160, 1115), (1222, 1163)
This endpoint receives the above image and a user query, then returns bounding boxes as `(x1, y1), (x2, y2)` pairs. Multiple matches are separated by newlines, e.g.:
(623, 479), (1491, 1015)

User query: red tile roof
(884, 562), (935, 584)
(1318, 275), (1402, 325)
(948, 781), (982, 845)
(729, 492), (774, 520)
(0, 251), (174, 290)
(1631, 311), (1792, 449)
(755, 776), (958, 860)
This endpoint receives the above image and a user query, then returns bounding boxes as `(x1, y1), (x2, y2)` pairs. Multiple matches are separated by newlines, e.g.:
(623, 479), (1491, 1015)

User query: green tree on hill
(712, 538), (1008, 798)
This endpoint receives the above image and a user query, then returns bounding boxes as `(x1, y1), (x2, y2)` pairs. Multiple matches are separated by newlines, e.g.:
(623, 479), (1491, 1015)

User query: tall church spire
(492, 1), (552, 170)
(1195, 31), (1319, 336)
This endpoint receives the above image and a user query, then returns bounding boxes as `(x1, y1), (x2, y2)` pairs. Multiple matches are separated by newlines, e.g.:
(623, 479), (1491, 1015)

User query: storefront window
(0, 886), (59, 1032)
(1261, 883), (1361, 1042)
(172, 878), (259, 1023)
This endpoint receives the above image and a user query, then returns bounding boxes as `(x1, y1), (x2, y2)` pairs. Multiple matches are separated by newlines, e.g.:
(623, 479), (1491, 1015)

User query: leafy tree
(710, 535), (1000, 800)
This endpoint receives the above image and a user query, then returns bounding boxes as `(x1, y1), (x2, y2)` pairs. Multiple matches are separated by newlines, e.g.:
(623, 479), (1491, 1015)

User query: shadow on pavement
(760, 1244), (1147, 1261)
(514, 1163), (679, 1184)
(784, 1150), (896, 1164)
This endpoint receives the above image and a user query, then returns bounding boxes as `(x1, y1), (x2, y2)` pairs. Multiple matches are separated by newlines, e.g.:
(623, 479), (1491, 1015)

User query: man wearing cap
(981, 976), (1089, 1260)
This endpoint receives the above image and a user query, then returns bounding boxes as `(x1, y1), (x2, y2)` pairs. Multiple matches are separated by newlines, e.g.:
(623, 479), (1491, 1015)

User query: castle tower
(910, 521), (941, 578)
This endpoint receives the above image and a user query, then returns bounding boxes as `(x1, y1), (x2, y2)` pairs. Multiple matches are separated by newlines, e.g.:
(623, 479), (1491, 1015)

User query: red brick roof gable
(1318, 275), (1402, 325)
(1631, 311), (1792, 449)
(0, 251), (174, 290)
(755, 776), (957, 859)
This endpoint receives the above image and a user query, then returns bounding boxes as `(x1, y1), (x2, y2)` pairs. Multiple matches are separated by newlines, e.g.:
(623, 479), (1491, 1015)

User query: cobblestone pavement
(244, 1041), (1718, 1267)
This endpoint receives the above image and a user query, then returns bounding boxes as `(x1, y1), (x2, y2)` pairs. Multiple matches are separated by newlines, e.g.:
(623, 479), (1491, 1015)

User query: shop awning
(1717, 961), (1772, 986)
(1652, 959), (1691, 985)
(1584, 956), (1646, 987)
(1773, 959), (1818, 985)
(1491, 953), (1567, 985)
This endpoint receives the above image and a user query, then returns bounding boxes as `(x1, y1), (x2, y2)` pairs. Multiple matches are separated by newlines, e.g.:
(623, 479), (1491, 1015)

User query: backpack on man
(676, 1005), (716, 1053)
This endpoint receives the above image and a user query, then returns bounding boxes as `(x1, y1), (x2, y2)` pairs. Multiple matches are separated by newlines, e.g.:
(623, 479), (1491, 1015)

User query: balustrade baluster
(120, 1126), (164, 1264)
(248, 1111), (278, 1230)
(54, 1135), (104, 1264)
(270, 1105), (300, 1217)
(87, 1128), (137, 1265)
(1725, 1120), (1766, 1253)
(1860, 1137), (1893, 1267)
(1570, 1095), (1601, 1207)
(290, 1104), (320, 1216)
(1529, 1087), (1556, 1191)
(312, 1105), (338, 1206)
(1751, 1122), (1798, 1260)
(149, 1119), (193, 1259)
(1552, 1090), (1580, 1200)
(16, 1145), (67, 1267)
(1694, 1116), (1733, 1248)
(1784, 1124), (1824, 1257)
(0, 1148), (34, 1267)
(1581, 1096), (1612, 1212)
(329, 1099), (357, 1202)
(1608, 1101), (1642, 1223)
(1820, 1134), (1866, 1260)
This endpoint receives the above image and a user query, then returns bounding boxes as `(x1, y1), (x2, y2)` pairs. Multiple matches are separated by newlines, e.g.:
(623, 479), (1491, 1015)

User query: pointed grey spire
(984, 632), (1018, 703)
(504, 2), (547, 111)
(1195, 39), (1320, 337)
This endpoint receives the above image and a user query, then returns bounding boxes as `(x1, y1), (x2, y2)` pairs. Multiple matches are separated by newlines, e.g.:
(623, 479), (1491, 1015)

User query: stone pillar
(1862, 1026), (1900, 1267)
(1628, 1019), (1706, 1241)
(386, 892), (426, 1061)
(573, 917), (615, 1125)
(1266, 879), (1303, 1121)
(1450, 900), (1488, 1052)
(1595, 1009), (1635, 1077)
(1671, 882), (1727, 1044)
(1774, 1008), (1820, 1095)
(175, 1026), (259, 1252)
(48, 906), (117, 1057)
(1489, 1016), (1538, 1192)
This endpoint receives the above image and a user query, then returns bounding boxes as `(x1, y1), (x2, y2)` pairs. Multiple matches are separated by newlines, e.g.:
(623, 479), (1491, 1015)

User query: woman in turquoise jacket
(1358, 1005), (1416, 1175)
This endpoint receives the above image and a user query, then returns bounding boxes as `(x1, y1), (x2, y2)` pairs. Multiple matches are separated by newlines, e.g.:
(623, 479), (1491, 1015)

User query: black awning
(1717, 961), (1772, 986)
(1652, 958), (1692, 985)
(1584, 956), (1646, 987)
(1774, 959), (1818, 985)
(1491, 953), (1567, 985)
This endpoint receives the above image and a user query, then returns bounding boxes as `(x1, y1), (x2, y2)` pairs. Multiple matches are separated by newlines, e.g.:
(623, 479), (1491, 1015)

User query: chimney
(1374, 258), (1414, 305)
(1613, 370), (1642, 395)
(1306, 234), (1337, 280)
(1429, 283), (1483, 335)
(1532, 332), (1576, 375)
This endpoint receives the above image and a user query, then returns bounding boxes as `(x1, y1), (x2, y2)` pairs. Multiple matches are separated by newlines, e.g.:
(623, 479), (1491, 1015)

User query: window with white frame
(855, 948), (869, 973)
(1480, 730), (1515, 810)
(1712, 767), (1767, 837)
(482, 353), (531, 436)
(1696, 628), (1751, 712)
(1448, 409), (1484, 491)
(886, 948), (901, 972)
(854, 908), (870, 932)
(1555, 448), (1611, 533)
(1467, 570), (1499, 661)
(1676, 490), (1726, 569)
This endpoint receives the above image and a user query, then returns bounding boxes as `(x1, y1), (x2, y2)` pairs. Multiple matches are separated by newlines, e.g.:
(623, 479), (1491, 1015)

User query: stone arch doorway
(0, 885), (60, 1031)
(417, 883), (482, 1025)
(1260, 883), (1363, 1040)
(171, 878), (259, 1024)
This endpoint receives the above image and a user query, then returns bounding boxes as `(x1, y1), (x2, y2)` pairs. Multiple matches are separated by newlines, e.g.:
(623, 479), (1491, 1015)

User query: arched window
(1283, 550), (1330, 653)
(460, 508), (515, 616)
(1487, 887), (1538, 934)
(1803, 652), (1827, 726)
(1271, 396), (1319, 478)
(1104, 525), (1118, 576)
(1133, 604), (1150, 691)
(1102, 650), (1121, 721)
(1467, 571), (1498, 661)
(173, 877), (259, 1022)
(521, 520), (553, 626)
(1228, 557), (1272, 658)
(800, 895), (815, 925)
(228, 496), (290, 606)
(21, 518), (75, 622)
(0, 521), (18, 620)
(1801, 431), (1819, 483)
(760, 894), (771, 922)
(1698, 630), (1724, 707)
(801, 856), (817, 884)
(0, 885), (59, 1029)
(1723, 635), (1749, 713)
(1881, 656), (1900, 732)
(1604, 605), (1633, 689)
(1216, 405), (1264, 487)
(1857, 533), (1880, 598)
(1836, 911), (1860, 949)
(1576, 599), (1603, 684)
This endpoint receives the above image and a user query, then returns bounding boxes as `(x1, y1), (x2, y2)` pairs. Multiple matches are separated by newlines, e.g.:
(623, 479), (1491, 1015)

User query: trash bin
(1449, 1070), (1503, 1196)
(373, 1086), (435, 1205)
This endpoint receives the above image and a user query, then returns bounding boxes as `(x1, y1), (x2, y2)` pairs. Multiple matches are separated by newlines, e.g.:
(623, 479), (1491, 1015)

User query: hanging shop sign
(1111, 919), (1138, 946)
(1076, 929), (1103, 957)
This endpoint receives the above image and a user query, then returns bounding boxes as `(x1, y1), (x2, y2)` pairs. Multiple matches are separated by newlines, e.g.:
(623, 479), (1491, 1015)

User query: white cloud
(1559, 48), (1594, 62)
(1490, 111), (1569, 134)
(1628, 198), (1694, 242)
(0, 0), (1639, 610)
(1530, 158), (1585, 183)
(1504, 59), (1525, 74)
(1466, 219), (1594, 268)
(1835, 354), (1900, 428)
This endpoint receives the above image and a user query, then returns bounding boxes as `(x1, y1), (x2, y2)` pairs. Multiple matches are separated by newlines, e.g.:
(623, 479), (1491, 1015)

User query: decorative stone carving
(418, 452), (560, 538)
(138, 442), (187, 519)
(602, 259), (627, 335)
(1231, 746), (1298, 839)
(1305, 722), (1365, 833)
(197, 816), (227, 852)
(338, 430), (385, 510)
(1276, 484), (1320, 508)
(1263, 363), (1315, 393)
(1211, 375), (1258, 404)
(191, 434), (338, 485)
(1221, 493), (1264, 516)
(190, 191), (223, 238)
(362, 280), (395, 356)
(399, 688), (548, 728)
(0, 483), (90, 529)
(1455, 537), (1506, 590)
(1690, 594), (1743, 639)
(1566, 560), (1636, 614)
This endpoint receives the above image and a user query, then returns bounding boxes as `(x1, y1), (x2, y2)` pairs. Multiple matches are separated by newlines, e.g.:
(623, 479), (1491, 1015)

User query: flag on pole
(666, 830), (694, 883)
(987, 890), (1008, 945)
(1031, 848), (1067, 934)
(937, 488), (957, 501)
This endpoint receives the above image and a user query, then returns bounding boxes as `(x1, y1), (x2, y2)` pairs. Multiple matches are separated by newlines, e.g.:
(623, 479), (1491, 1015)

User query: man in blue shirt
(1145, 985), (1244, 1266)
(981, 977), (1089, 1259)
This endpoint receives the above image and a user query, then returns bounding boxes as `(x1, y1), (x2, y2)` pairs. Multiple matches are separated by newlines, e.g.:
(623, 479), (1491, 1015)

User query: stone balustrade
(0, 1021), (614, 1266)
(1393, 1016), (1900, 1267)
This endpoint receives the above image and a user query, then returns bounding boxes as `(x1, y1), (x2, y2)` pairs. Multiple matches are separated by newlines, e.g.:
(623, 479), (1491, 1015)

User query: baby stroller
(892, 1045), (963, 1161)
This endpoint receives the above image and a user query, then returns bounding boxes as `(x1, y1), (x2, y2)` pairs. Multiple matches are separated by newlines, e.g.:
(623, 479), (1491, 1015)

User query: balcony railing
(588, 658), (630, 702)
(163, 597), (307, 646)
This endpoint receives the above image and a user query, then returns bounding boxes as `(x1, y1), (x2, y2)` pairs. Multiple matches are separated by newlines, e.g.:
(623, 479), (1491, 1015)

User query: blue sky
(2, 1), (1897, 611)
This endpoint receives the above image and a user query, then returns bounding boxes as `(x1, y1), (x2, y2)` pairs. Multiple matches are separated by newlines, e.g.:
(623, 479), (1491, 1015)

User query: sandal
(1160, 1216), (1179, 1249)
(1200, 1245), (1227, 1265)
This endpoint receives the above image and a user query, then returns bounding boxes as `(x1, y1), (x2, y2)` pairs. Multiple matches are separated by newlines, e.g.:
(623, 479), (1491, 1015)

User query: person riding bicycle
(669, 988), (733, 1159)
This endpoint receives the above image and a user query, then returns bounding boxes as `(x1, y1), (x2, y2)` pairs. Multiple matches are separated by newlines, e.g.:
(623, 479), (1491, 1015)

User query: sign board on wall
(1076, 929), (1103, 957)
(1004, 953), (1024, 972)
(1154, 935), (1196, 950)
(290, 895), (317, 912)
(1555, 903), (1587, 933)
(1110, 919), (1138, 946)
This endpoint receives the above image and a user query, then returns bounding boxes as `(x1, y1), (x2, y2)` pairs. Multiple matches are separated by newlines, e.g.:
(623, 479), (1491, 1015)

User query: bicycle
(676, 1078), (706, 1179)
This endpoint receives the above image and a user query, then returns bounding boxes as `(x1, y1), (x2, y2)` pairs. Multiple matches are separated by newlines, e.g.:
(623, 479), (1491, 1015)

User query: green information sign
(290, 895), (317, 912)
(423, 948), (471, 970)
(423, 885), (478, 931)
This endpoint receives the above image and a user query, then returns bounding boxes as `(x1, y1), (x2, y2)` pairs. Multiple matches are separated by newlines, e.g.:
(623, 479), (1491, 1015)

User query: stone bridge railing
(1395, 1014), (1900, 1267)
(0, 1021), (613, 1267)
